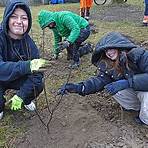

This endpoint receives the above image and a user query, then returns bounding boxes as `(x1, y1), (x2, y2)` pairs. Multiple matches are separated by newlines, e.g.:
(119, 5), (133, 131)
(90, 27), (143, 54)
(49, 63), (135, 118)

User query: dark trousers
(67, 25), (90, 62)
(145, 4), (148, 15)
(0, 76), (43, 112)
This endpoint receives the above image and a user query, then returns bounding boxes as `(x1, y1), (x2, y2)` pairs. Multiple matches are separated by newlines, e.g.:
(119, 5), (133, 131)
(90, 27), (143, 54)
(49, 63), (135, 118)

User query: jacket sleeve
(128, 48), (148, 91)
(79, 72), (112, 96)
(128, 73), (148, 91)
(0, 60), (31, 81)
(62, 16), (80, 43)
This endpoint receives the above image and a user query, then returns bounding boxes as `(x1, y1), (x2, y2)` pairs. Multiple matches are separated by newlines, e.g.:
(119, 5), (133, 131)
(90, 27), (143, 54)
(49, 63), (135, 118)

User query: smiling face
(8, 8), (28, 39)
(105, 49), (119, 61)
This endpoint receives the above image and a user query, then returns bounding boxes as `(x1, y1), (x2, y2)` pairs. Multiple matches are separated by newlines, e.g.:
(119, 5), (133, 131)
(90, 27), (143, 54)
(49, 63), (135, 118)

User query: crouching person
(58, 32), (148, 126)
(0, 0), (49, 119)
(38, 10), (93, 69)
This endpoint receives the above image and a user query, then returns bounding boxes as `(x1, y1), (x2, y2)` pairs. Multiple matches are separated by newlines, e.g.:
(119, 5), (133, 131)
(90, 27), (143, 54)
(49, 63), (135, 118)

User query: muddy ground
(11, 3), (148, 148)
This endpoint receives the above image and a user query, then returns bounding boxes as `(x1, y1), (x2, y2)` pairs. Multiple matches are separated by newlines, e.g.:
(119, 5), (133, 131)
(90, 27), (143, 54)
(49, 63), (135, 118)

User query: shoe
(0, 111), (3, 119)
(24, 102), (36, 111)
(84, 16), (89, 21)
(69, 61), (80, 69)
(79, 42), (94, 57)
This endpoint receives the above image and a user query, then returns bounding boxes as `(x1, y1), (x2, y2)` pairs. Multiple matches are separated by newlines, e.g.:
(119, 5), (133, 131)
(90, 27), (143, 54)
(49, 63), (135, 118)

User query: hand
(10, 95), (23, 111)
(104, 79), (129, 95)
(30, 58), (50, 72)
(57, 40), (70, 51)
(58, 83), (82, 95)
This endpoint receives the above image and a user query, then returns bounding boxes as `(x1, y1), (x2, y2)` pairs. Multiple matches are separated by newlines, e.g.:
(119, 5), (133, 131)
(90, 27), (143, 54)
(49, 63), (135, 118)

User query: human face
(105, 49), (119, 60)
(8, 8), (28, 39)
(48, 22), (56, 29)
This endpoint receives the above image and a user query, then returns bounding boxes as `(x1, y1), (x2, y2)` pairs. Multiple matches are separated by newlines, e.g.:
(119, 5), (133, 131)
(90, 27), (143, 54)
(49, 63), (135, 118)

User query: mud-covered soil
(11, 3), (148, 148)
(91, 3), (143, 22)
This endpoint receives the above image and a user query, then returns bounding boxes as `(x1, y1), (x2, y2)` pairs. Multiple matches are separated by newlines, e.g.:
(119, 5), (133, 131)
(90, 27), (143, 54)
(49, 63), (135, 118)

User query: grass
(0, 0), (147, 147)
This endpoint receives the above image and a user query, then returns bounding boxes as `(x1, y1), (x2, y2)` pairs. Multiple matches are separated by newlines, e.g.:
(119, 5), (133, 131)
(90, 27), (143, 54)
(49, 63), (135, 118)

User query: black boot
(67, 54), (72, 61)
(84, 7), (90, 21)
(80, 8), (85, 18)
(67, 49), (73, 60)
(79, 42), (94, 57)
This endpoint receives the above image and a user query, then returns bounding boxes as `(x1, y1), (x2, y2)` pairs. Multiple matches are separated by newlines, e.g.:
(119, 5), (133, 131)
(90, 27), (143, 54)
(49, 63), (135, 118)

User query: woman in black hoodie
(0, 0), (49, 119)
(58, 32), (148, 126)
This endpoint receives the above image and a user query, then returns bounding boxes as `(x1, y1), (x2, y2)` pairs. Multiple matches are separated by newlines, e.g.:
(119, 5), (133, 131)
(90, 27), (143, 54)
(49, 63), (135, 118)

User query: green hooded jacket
(38, 10), (89, 55)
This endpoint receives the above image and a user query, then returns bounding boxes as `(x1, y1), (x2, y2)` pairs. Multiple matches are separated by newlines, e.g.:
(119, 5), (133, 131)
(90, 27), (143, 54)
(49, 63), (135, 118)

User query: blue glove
(58, 83), (82, 95)
(104, 79), (129, 95)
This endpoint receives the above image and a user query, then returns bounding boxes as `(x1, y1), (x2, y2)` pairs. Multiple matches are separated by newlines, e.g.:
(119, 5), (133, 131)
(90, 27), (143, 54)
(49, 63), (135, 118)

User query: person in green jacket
(38, 10), (92, 68)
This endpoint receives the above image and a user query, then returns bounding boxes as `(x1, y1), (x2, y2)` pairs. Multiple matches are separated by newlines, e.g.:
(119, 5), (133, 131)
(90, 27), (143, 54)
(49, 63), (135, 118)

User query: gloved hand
(104, 79), (129, 95)
(30, 58), (50, 72)
(10, 95), (23, 111)
(57, 40), (70, 51)
(58, 83), (82, 95)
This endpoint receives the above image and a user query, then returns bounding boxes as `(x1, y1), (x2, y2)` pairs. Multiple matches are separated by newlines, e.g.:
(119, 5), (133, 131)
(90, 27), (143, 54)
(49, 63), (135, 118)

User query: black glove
(57, 40), (70, 51)
(58, 83), (83, 95)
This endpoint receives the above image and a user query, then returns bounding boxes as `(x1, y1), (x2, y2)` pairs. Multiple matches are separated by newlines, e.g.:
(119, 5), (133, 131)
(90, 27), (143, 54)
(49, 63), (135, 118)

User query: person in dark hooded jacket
(0, 0), (49, 120)
(37, 10), (93, 69)
(58, 31), (148, 126)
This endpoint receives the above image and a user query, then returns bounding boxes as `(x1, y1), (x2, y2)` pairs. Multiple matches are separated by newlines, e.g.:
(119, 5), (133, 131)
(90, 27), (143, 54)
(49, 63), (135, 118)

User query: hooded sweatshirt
(38, 10), (89, 54)
(0, 0), (43, 101)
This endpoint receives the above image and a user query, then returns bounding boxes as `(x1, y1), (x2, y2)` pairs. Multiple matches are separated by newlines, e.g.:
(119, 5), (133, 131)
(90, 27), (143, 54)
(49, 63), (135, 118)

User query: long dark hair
(99, 49), (130, 75)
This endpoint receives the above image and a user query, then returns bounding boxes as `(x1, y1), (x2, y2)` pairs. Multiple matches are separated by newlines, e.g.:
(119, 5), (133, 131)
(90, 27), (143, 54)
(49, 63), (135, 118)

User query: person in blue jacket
(58, 32), (148, 126)
(143, 0), (148, 26)
(0, 0), (49, 120)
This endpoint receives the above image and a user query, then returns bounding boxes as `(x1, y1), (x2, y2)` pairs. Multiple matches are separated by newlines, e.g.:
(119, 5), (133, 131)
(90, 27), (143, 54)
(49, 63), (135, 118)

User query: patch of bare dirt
(11, 3), (148, 148)
(91, 3), (143, 23)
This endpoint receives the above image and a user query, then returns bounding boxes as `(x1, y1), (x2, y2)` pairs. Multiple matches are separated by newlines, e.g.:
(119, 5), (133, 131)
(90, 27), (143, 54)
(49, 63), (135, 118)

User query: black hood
(91, 32), (138, 65)
(2, 0), (32, 35)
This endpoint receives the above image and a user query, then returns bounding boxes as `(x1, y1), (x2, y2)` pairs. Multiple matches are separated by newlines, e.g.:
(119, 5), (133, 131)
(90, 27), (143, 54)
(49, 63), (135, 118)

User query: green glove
(30, 58), (50, 72)
(10, 95), (23, 111)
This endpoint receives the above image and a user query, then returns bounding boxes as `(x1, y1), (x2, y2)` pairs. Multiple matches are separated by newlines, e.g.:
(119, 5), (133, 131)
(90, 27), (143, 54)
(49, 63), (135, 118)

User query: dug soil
(11, 3), (148, 148)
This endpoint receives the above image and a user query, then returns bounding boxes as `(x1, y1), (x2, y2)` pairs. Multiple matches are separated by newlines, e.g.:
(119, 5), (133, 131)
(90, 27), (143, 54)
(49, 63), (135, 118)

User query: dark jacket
(145, 0), (148, 5)
(0, 0), (43, 102)
(80, 32), (148, 95)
